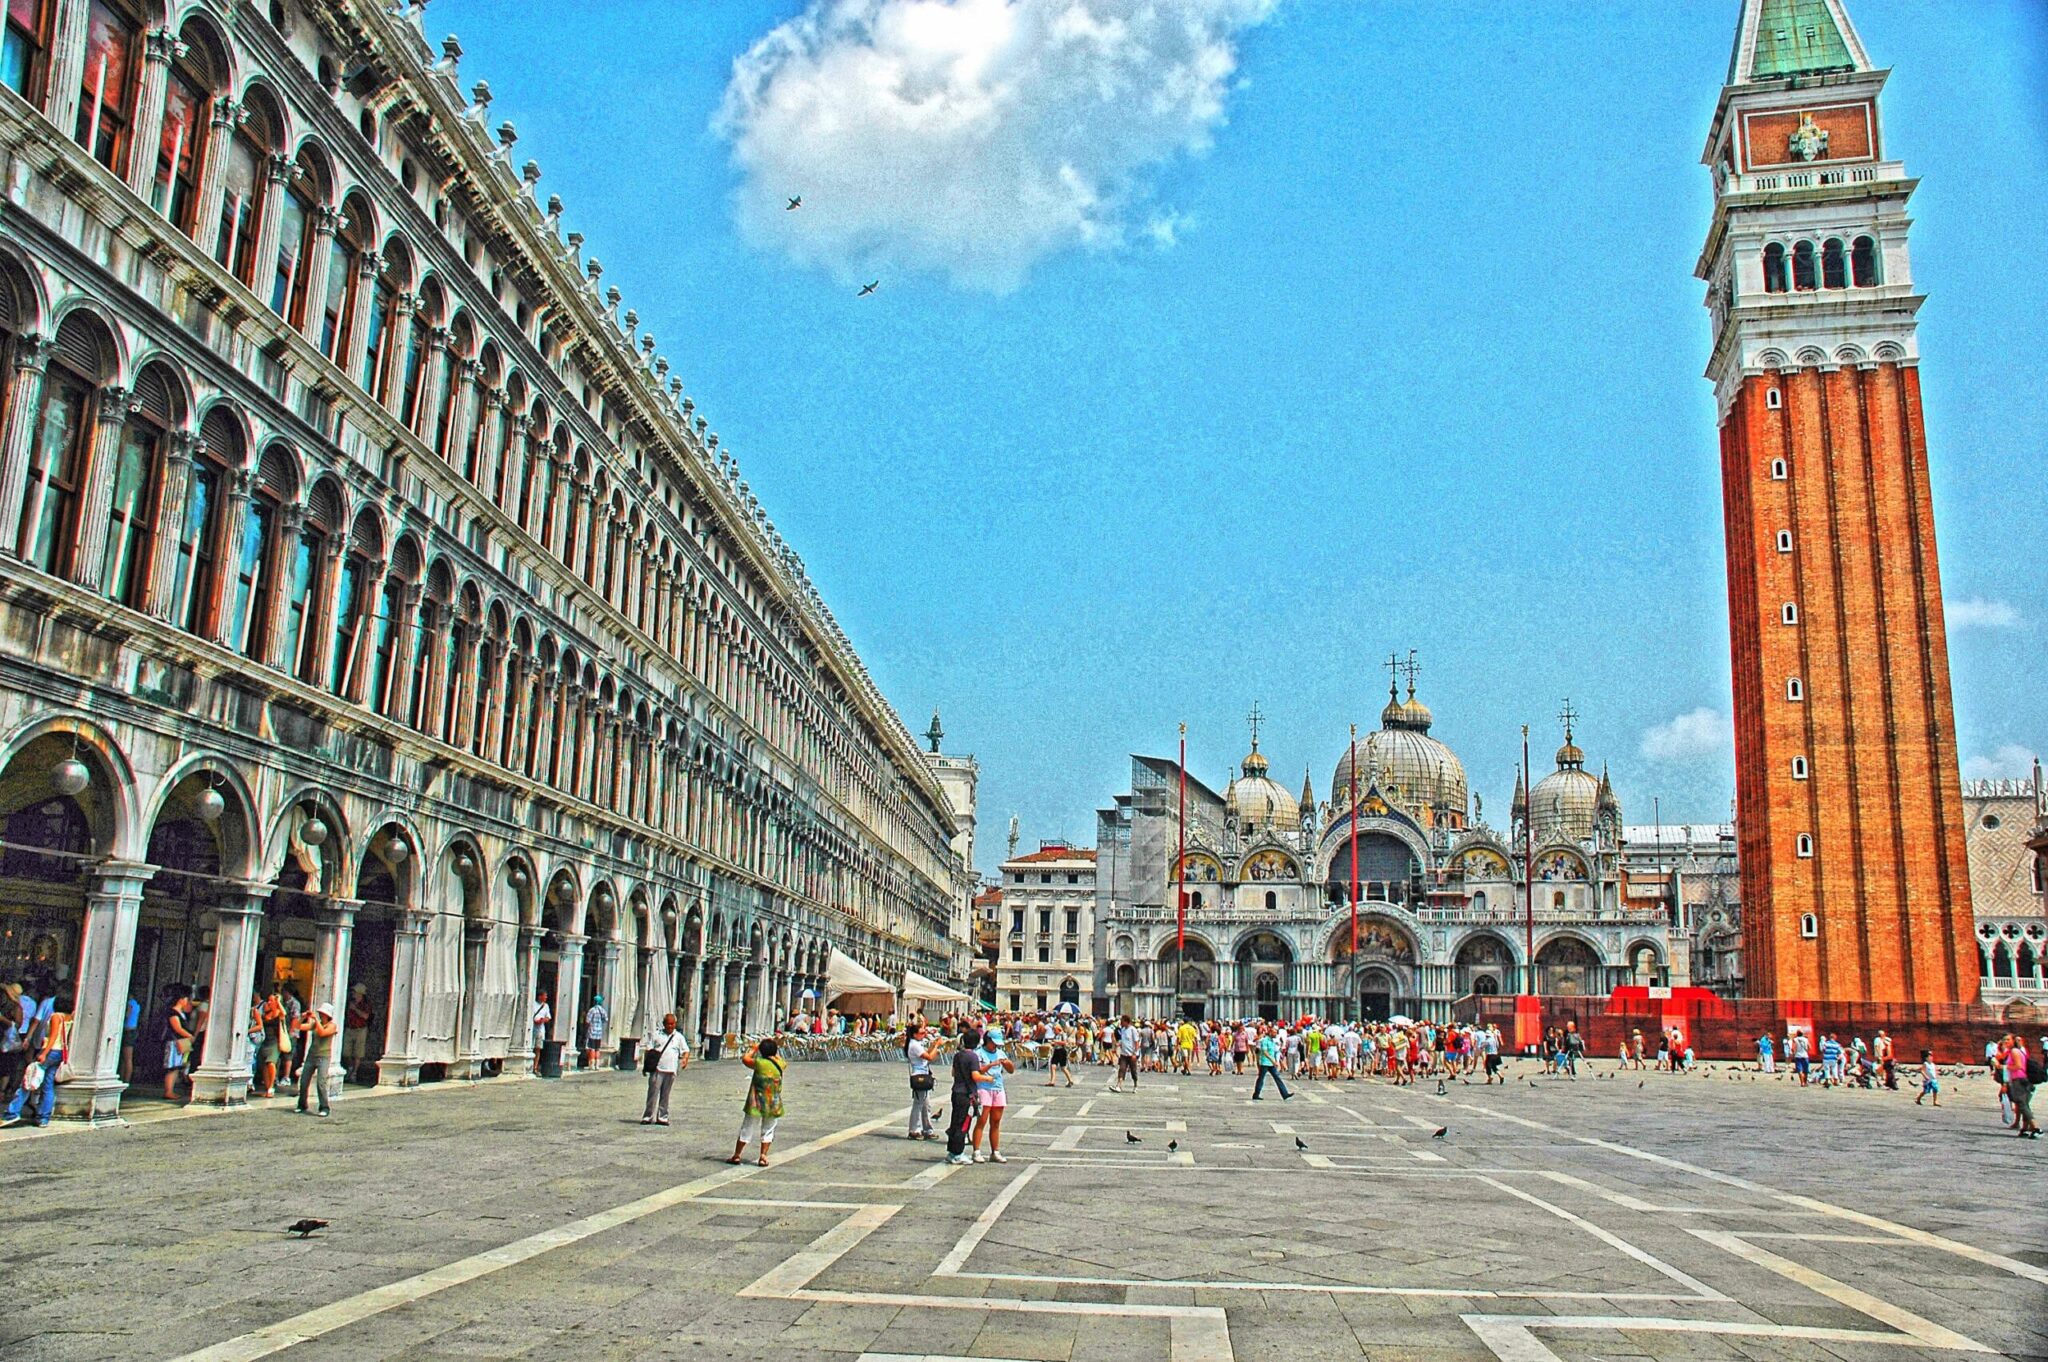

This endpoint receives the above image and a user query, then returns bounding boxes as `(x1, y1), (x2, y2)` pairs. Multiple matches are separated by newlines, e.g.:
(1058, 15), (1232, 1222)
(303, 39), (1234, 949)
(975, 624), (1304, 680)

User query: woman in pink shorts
(970, 1028), (1018, 1163)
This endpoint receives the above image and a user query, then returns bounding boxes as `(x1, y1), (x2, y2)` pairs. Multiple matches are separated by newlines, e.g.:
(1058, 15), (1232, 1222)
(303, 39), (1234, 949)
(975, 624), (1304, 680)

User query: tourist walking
(1112, 1016), (1140, 1091)
(163, 987), (195, 1101)
(292, 1003), (338, 1117)
(729, 1037), (785, 1166)
(2006, 1035), (2039, 1139)
(906, 1021), (937, 1138)
(1252, 1024), (1293, 1101)
(1044, 1023), (1075, 1088)
(531, 991), (553, 1071)
(945, 1026), (982, 1165)
(1915, 1050), (1940, 1106)
(640, 1012), (689, 1125)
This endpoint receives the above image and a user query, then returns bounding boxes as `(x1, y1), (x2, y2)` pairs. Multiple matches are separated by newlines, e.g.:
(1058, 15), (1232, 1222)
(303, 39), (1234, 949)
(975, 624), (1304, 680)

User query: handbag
(643, 1042), (662, 1075)
(53, 1060), (75, 1084)
(909, 1070), (935, 1092)
(20, 1061), (43, 1091)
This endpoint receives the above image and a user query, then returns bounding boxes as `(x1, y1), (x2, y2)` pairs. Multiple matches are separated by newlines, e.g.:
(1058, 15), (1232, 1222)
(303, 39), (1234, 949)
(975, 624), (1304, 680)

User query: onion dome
(1226, 741), (1300, 832)
(1334, 678), (1468, 827)
(1530, 716), (1600, 842)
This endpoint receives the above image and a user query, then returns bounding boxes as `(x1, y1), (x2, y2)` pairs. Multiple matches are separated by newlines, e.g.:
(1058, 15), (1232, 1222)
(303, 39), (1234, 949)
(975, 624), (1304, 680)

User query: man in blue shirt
(1251, 1023), (1293, 1102)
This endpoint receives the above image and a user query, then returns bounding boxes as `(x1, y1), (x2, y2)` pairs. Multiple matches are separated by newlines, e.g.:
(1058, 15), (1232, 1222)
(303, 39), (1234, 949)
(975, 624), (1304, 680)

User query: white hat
(315, 1002), (335, 1019)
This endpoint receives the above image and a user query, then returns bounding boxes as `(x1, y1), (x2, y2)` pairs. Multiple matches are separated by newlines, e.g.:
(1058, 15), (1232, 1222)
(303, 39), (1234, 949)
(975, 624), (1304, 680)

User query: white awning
(901, 968), (970, 1006)
(826, 948), (896, 1012)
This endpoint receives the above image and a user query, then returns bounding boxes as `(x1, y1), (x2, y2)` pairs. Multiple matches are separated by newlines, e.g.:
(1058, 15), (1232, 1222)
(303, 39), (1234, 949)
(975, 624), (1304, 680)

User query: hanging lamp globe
(51, 758), (89, 797)
(301, 816), (329, 846)
(196, 787), (226, 823)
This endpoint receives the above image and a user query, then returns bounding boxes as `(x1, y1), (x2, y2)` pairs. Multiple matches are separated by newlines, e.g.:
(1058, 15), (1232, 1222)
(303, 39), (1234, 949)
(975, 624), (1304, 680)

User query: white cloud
(1946, 597), (2021, 630)
(1963, 744), (2036, 781)
(715, 0), (1278, 292)
(1640, 708), (1733, 762)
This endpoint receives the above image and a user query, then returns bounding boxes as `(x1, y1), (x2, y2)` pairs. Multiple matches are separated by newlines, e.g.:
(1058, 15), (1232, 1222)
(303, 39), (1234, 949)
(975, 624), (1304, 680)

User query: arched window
(76, 0), (140, 172)
(1776, 529), (1793, 552)
(439, 599), (470, 741)
(360, 249), (402, 398)
(1800, 913), (1818, 939)
(215, 91), (281, 287)
(229, 445), (293, 658)
(409, 565), (451, 733)
(319, 195), (370, 360)
(20, 316), (110, 575)
(1762, 242), (1788, 293)
(1791, 240), (1817, 292)
(153, 22), (222, 229)
(285, 481), (339, 682)
(1850, 235), (1877, 287)
(365, 545), (411, 715)
(1263, 890), (1277, 911)
(399, 283), (435, 431)
(2, 0), (51, 101)
(1786, 676), (1803, 702)
(1791, 756), (1809, 779)
(1770, 457), (1788, 480)
(169, 406), (238, 635)
(101, 363), (179, 608)
(327, 511), (378, 696)
(1781, 602), (1798, 625)
(269, 152), (323, 324)
(1821, 238), (1846, 290)
(1795, 833), (1814, 858)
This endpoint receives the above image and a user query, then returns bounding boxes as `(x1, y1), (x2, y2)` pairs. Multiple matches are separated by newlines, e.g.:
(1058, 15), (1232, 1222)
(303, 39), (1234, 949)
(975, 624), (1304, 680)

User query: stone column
(298, 206), (341, 347)
(699, 956), (725, 1046)
(722, 961), (746, 1037)
(552, 932), (586, 1052)
(375, 907), (431, 1088)
(142, 430), (196, 620)
(303, 535), (346, 688)
(595, 938), (621, 1061)
(0, 334), (52, 559)
(251, 154), (295, 309)
(191, 100), (244, 265)
(338, 554), (388, 704)
(509, 924), (542, 1076)
(338, 251), (380, 387)
(310, 900), (357, 1094)
(381, 582), (423, 722)
(472, 387), (505, 494)
(453, 918), (492, 1079)
(443, 359), (479, 471)
(414, 325), (450, 443)
(43, 0), (90, 139)
(124, 27), (180, 199)
(68, 383), (130, 594)
(676, 953), (701, 1046)
(54, 860), (157, 1121)
(189, 891), (267, 1105)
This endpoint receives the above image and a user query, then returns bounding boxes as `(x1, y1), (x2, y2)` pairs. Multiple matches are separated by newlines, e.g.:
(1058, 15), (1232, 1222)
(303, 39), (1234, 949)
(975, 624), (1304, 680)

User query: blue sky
(436, 1), (2046, 873)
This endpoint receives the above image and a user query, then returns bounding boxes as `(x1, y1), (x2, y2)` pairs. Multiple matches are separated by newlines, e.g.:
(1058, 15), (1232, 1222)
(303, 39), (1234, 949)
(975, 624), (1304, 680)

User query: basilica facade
(1094, 681), (1684, 1024)
(0, 0), (968, 1121)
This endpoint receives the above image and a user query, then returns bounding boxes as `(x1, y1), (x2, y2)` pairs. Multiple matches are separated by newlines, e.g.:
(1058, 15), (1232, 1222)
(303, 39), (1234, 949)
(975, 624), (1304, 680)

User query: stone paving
(0, 1055), (2043, 1361)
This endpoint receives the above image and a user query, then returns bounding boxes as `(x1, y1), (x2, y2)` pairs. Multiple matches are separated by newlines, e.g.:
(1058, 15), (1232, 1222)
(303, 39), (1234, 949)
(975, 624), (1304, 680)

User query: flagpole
(1522, 723), (1534, 996)
(1348, 722), (1360, 956)
(1176, 722), (1188, 956)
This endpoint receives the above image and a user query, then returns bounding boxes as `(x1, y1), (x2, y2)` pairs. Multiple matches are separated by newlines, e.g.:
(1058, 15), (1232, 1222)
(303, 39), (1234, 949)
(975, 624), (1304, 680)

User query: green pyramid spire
(1745, 0), (1856, 80)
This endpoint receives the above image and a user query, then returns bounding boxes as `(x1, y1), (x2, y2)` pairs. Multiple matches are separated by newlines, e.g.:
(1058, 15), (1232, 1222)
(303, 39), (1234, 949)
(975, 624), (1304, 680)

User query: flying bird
(1126, 1130), (1141, 1144)
(1294, 1136), (1308, 1151)
(786, 195), (802, 210)
(286, 1218), (329, 1238)
(857, 281), (879, 297)
(1431, 1127), (1448, 1139)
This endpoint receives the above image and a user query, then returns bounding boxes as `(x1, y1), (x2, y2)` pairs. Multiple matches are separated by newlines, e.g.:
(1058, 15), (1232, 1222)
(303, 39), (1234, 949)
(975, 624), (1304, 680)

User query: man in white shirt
(1113, 1017), (1141, 1091)
(531, 992), (553, 1070)
(639, 1013), (689, 1125)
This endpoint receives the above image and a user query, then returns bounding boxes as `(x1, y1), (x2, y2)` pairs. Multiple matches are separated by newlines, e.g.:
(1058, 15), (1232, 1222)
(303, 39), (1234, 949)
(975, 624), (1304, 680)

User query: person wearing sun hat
(969, 1026), (1016, 1163)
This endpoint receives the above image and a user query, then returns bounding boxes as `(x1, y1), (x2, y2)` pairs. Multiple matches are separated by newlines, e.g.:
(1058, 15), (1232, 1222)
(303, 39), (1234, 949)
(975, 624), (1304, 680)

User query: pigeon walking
(1431, 1127), (1448, 1139)
(1126, 1130), (1141, 1144)
(1294, 1136), (1308, 1151)
(1167, 1139), (1178, 1153)
(286, 1219), (328, 1238)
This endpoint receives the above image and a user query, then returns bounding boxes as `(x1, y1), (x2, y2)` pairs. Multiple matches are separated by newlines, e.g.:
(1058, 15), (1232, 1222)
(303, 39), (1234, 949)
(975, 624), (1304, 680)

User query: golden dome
(1227, 744), (1300, 832)
(1530, 728), (1601, 842)
(1332, 683), (1467, 827)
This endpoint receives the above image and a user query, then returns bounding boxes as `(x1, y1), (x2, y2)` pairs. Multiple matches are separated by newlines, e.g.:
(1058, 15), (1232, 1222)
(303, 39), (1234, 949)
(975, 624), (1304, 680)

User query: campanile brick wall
(1723, 362), (1977, 1003)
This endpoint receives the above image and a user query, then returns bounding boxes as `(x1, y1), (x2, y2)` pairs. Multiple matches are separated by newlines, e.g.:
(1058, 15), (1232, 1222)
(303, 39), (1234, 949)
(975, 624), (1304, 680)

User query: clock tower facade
(1698, 0), (1976, 1003)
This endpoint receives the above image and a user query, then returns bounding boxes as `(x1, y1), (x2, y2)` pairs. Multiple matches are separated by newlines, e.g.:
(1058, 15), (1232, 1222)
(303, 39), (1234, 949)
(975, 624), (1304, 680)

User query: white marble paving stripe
(1474, 1175), (1728, 1302)
(167, 1105), (910, 1362)
(1420, 1089), (2048, 1288)
(949, 1269), (1703, 1302)
(1689, 1228), (1995, 1351)
(934, 1162), (1038, 1275)
(1462, 1311), (1994, 1362)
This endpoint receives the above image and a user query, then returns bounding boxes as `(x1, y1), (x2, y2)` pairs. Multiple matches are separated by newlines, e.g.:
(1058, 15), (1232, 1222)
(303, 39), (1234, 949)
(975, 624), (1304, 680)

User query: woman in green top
(729, 1037), (784, 1167)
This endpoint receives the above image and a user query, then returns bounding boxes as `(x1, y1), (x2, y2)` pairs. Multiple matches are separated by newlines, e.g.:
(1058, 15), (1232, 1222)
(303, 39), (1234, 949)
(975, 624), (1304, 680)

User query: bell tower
(1699, 0), (1975, 1004)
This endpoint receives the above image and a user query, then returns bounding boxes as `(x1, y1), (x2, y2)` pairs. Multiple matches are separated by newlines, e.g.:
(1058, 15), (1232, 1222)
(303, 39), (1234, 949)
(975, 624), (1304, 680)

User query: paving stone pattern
(0, 1057), (2042, 1361)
